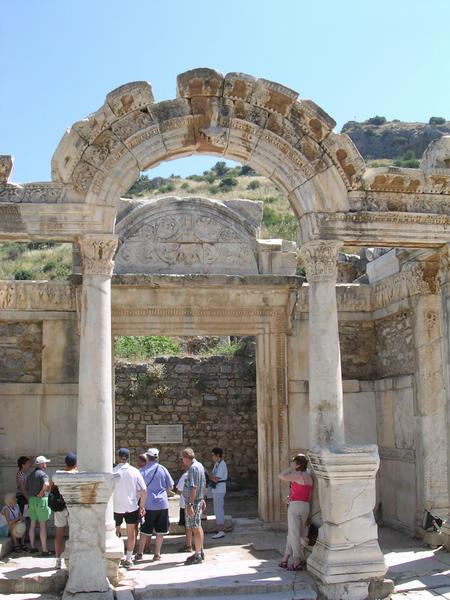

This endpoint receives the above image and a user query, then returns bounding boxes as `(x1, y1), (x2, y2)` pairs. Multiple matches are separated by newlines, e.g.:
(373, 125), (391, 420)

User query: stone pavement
(4, 523), (450, 598)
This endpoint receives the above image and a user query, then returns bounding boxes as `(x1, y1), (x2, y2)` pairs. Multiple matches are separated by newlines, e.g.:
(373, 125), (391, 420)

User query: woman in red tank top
(278, 454), (313, 571)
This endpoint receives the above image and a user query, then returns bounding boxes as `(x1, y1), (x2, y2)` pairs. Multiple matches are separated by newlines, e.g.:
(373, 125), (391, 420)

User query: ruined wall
(114, 355), (258, 487)
(0, 321), (42, 382)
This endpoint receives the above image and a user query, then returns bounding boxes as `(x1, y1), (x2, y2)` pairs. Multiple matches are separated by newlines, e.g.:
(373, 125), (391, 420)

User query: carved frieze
(371, 262), (437, 311)
(0, 281), (75, 311)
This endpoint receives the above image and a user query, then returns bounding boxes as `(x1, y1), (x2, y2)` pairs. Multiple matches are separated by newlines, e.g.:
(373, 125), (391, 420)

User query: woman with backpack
(50, 453), (77, 569)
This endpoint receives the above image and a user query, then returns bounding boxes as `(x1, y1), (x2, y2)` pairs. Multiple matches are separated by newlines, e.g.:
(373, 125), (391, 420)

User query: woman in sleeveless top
(278, 454), (313, 571)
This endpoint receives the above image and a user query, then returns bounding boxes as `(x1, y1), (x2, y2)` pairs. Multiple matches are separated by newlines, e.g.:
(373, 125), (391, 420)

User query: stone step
(136, 583), (317, 599)
(0, 555), (67, 595)
(0, 536), (12, 560)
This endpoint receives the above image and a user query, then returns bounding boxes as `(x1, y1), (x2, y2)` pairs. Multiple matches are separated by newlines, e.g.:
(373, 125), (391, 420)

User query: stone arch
(51, 68), (365, 229)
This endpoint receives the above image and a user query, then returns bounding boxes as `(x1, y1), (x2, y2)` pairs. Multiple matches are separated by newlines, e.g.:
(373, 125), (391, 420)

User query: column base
(317, 581), (369, 600)
(105, 534), (125, 586)
(307, 445), (387, 592)
(54, 472), (114, 595)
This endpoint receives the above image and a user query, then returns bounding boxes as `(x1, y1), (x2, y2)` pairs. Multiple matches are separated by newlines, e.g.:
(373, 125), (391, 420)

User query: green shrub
(393, 150), (419, 168)
(204, 172), (216, 184)
(199, 340), (241, 357)
(262, 206), (299, 240)
(212, 161), (229, 176)
(43, 261), (56, 273)
(14, 269), (33, 280)
(187, 174), (205, 182)
(181, 182), (189, 190)
(429, 116), (446, 126)
(218, 176), (238, 191)
(366, 116), (387, 126)
(239, 165), (257, 176)
(247, 180), (260, 190)
(158, 182), (176, 193)
(115, 336), (181, 360)
(208, 185), (220, 194)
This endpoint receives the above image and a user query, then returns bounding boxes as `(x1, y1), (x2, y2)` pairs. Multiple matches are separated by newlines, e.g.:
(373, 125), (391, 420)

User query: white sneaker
(212, 531), (225, 539)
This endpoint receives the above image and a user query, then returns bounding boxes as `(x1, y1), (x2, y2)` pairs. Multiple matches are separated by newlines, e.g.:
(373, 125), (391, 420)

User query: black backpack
(48, 484), (66, 512)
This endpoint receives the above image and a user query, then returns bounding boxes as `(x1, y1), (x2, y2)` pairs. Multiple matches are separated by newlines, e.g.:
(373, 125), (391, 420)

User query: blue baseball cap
(65, 452), (77, 467)
(118, 448), (130, 459)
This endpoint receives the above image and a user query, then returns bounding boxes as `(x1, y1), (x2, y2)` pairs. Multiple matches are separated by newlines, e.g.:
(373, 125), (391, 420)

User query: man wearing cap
(182, 447), (206, 565)
(136, 448), (174, 562)
(52, 452), (78, 569)
(113, 448), (147, 568)
(25, 455), (52, 555)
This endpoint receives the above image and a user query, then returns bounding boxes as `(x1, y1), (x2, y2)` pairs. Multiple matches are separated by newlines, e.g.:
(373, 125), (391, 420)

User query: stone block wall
(375, 311), (414, 377)
(375, 375), (416, 534)
(339, 320), (376, 380)
(0, 321), (42, 382)
(114, 355), (257, 488)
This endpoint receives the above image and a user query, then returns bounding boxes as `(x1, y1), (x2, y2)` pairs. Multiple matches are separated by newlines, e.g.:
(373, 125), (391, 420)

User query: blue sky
(1, 0), (449, 183)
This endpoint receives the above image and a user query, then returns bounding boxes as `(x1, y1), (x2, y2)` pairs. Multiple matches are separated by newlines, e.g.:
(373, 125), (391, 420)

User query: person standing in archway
(182, 447), (206, 565)
(206, 447), (228, 539)
(136, 448), (174, 562)
(25, 455), (53, 556)
(113, 448), (147, 568)
(278, 454), (313, 571)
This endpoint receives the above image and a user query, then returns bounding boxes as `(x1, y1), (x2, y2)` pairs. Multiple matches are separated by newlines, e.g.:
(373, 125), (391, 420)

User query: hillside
(343, 116), (450, 165)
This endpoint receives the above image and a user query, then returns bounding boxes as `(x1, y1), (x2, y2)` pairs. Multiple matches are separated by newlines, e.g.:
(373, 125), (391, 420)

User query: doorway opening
(113, 334), (258, 518)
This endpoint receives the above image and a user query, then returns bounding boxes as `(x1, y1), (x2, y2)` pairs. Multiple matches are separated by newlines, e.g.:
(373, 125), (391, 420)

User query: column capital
(78, 234), (118, 276)
(299, 240), (341, 283)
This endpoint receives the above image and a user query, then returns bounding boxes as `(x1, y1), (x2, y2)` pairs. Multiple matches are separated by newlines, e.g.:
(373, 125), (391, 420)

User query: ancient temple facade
(1, 68), (450, 599)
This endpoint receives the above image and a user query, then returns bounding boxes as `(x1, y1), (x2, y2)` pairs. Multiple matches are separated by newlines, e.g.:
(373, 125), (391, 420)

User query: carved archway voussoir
(50, 68), (364, 216)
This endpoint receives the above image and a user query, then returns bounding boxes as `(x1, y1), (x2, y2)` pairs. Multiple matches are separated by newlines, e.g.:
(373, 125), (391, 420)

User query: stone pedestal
(307, 446), (387, 600)
(53, 473), (114, 600)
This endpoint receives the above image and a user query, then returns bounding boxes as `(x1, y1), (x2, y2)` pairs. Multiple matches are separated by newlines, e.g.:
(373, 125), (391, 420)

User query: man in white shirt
(206, 447), (228, 539)
(113, 448), (147, 568)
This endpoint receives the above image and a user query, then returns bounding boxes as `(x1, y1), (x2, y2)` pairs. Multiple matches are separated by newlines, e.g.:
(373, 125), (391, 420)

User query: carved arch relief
(49, 68), (363, 217)
(114, 196), (260, 275)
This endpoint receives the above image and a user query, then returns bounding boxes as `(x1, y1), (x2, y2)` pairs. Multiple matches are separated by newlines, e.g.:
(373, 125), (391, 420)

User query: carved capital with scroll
(78, 234), (118, 277)
(299, 240), (341, 283)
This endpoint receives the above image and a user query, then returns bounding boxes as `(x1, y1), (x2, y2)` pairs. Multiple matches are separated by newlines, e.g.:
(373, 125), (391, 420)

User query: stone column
(300, 240), (344, 446)
(438, 246), (450, 549)
(60, 234), (121, 598)
(300, 240), (387, 600)
(77, 234), (118, 471)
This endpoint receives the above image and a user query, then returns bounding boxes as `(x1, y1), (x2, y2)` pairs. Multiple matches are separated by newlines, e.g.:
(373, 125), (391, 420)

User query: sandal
(152, 554), (161, 561)
(12, 546), (21, 553)
(278, 560), (289, 569)
(287, 562), (304, 571)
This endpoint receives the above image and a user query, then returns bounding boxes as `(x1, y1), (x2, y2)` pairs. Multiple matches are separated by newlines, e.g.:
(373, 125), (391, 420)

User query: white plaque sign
(146, 424), (183, 444)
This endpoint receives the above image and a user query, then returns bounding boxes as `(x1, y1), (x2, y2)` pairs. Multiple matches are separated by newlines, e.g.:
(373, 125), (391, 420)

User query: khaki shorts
(54, 507), (69, 528)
